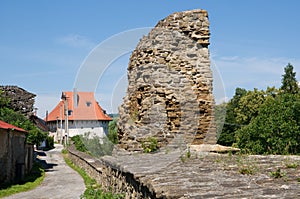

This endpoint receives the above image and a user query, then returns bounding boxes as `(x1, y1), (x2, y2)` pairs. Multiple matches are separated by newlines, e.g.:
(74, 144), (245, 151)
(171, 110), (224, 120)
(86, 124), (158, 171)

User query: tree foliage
(217, 63), (300, 155)
(0, 90), (47, 146)
(72, 132), (114, 157)
(217, 88), (246, 146)
(235, 88), (267, 125)
(235, 93), (300, 154)
(107, 118), (118, 144)
(71, 135), (88, 152)
(214, 102), (226, 140)
(280, 63), (300, 94)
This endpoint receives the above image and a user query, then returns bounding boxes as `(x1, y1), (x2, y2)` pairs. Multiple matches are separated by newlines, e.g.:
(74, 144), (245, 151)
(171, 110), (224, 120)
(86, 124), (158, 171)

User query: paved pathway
(5, 144), (85, 199)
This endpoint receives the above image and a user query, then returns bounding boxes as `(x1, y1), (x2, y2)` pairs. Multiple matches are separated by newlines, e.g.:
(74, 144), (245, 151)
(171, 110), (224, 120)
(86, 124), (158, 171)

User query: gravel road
(5, 144), (85, 199)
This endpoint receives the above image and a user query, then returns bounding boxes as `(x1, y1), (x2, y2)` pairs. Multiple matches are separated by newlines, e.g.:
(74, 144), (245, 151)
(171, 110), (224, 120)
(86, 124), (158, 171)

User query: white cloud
(212, 56), (300, 98)
(35, 55), (300, 117)
(58, 34), (96, 49)
(215, 96), (229, 104)
(218, 56), (239, 61)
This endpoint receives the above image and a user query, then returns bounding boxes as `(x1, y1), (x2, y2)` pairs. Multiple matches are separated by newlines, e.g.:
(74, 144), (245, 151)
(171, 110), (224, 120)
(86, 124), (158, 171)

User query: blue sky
(1, 0), (300, 117)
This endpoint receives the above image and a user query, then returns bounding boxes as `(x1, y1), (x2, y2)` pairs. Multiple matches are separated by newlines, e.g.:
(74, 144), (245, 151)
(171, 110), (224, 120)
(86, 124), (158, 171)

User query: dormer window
(86, 101), (92, 107)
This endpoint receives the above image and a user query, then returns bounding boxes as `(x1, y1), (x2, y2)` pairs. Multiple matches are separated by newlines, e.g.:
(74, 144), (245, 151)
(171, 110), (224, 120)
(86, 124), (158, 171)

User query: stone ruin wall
(118, 9), (216, 152)
(0, 85), (36, 117)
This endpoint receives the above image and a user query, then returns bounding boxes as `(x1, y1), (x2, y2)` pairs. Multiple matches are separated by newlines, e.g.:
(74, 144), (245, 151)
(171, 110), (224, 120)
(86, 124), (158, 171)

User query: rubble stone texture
(118, 9), (216, 151)
(69, 146), (300, 199)
(0, 85), (36, 117)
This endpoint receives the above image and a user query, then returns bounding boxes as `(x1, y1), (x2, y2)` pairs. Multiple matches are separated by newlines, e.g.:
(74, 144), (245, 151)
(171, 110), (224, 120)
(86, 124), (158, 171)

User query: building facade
(46, 91), (112, 141)
(0, 120), (33, 184)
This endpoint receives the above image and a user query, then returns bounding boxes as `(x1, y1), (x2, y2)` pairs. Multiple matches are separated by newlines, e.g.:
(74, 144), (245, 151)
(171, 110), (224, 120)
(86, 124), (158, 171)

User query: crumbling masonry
(0, 85), (36, 117)
(118, 9), (216, 151)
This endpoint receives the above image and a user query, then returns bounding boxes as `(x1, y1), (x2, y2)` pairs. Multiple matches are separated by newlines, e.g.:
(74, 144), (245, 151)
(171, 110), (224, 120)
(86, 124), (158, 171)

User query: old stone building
(0, 120), (33, 184)
(118, 9), (216, 152)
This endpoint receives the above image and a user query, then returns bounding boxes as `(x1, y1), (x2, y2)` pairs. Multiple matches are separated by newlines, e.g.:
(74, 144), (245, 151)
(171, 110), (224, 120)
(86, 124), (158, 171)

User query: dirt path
(5, 144), (85, 199)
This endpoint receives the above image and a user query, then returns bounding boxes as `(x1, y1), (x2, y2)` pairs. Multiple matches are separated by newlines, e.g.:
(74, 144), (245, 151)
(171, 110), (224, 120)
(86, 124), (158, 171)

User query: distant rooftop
(46, 91), (112, 122)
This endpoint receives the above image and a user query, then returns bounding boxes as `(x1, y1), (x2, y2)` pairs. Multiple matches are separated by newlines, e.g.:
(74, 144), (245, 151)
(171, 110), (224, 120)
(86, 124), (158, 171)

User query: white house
(46, 91), (112, 142)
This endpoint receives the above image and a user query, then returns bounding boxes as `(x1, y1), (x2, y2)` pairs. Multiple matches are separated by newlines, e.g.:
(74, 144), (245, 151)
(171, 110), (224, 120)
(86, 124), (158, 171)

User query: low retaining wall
(68, 145), (300, 198)
(67, 147), (154, 198)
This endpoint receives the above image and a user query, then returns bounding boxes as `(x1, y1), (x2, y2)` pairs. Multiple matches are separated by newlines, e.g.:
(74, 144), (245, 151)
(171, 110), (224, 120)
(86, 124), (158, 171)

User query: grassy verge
(0, 163), (45, 198)
(63, 152), (124, 199)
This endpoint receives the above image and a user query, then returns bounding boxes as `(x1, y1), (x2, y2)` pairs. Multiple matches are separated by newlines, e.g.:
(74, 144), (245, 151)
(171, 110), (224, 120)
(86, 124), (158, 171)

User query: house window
(86, 101), (92, 107)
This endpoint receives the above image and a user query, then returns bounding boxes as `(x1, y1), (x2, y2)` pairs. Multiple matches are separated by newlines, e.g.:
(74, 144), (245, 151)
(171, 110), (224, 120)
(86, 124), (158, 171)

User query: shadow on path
(36, 151), (46, 156)
(38, 159), (58, 172)
(36, 150), (58, 172)
(3, 144), (85, 199)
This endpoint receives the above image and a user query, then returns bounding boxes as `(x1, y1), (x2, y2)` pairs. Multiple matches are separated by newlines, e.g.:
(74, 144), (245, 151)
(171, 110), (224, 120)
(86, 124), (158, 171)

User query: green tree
(218, 87), (278, 147)
(75, 132), (114, 157)
(26, 128), (47, 146)
(0, 106), (46, 146)
(220, 63), (299, 153)
(107, 118), (118, 144)
(235, 87), (277, 125)
(235, 93), (300, 154)
(214, 102), (227, 139)
(217, 88), (247, 146)
(280, 63), (300, 94)
(71, 135), (87, 152)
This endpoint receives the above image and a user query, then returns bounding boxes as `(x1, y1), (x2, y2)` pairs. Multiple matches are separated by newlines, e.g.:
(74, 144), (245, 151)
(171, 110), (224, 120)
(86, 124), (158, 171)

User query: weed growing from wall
(141, 137), (158, 153)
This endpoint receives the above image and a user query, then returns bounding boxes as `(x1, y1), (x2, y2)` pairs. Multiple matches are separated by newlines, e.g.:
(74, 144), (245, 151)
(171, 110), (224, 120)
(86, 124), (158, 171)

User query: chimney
(73, 88), (78, 108)
(46, 110), (48, 122)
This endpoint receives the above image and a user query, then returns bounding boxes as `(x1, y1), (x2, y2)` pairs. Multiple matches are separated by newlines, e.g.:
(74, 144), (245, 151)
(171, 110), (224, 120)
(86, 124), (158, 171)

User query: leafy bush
(218, 63), (300, 155)
(0, 107), (47, 146)
(71, 135), (88, 152)
(269, 168), (286, 178)
(45, 136), (55, 150)
(235, 93), (300, 154)
(0, 89), (50, 147)
(141, 137), (158, 153)
(72, 133), (114, 157)
(108, 118), (118, 144)
(217, 88), (247, 146)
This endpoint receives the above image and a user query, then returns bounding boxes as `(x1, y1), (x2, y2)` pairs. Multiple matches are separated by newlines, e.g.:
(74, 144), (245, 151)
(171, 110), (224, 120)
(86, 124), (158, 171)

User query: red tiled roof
(0, 120), (27, 133)
(46, 91), (112, 122)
